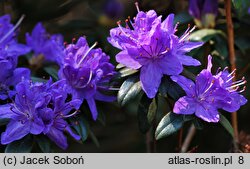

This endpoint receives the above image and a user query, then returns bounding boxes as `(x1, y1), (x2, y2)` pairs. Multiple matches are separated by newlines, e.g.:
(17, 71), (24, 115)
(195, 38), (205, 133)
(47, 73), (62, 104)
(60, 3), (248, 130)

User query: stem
(146, 127), (156, 153)
(225, 0), (239, 151)
(177, 128), (183, 151)
(180, 124), (196, 153)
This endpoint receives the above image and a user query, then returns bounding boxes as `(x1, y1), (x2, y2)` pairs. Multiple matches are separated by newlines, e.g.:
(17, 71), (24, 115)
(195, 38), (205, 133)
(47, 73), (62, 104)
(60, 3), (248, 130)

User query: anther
(135, 2), (140, 12)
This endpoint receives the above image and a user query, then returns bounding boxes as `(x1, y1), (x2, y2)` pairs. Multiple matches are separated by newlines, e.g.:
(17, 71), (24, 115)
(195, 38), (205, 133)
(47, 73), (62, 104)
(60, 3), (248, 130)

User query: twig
(177, 128), (183, 151)
(225, 0), (239, 151)
(180, 124), (196, 153)
(146, 127), (156, 153)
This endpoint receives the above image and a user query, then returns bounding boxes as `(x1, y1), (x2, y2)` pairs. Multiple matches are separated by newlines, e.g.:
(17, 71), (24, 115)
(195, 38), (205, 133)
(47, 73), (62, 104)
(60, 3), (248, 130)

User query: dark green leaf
(121, 81), (142, 106)
(118, 67), (138, 78)
(147, 98), (157, 124)
(137, 95), (152, 133)
(232, 0), (250, 17)
(88, 128), (100, 148)
(44, 67), (59, 81)
(160, 77), (185, 101)
(117, 76), (138, 105)
(219, 114), (234, 138)
(116, 63), (125, 69)
(174, 12), (192, 24)
(192, 118), (204, 130)
(31, 76), (47, 82)
(70, 116), (88, 143)
(155, 112), (192, 140)
(235, 37), (250, 54)
(35, 135), (51, 153)
(189, 29), (226, 43)
(5, 135), (33, 153)
(0, 118), (9, 126)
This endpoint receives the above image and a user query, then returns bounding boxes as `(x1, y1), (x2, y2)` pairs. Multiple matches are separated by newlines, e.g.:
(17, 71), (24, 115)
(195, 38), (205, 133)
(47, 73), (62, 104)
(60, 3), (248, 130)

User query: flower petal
(195, 104), (219, 123)
(87, 98), (98, 120)
(116, 50), (141, 69)
(161, 14), (175, 34)
(173, 96), (196, 115)
(158, 54), (183, 75)
(140, 63), (163, 98)
(0, 104), (18, 119)
(171, 75), (195, 96)
(1, 121), (30, 144)
(177, 54), (201, 66)
(46, 127), (68, 150)
(206, 55), (213, 72)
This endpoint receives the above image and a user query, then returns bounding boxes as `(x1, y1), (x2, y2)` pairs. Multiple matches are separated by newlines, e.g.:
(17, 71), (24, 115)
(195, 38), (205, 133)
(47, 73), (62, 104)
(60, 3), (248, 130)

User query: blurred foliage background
(0, 0), (250, 152)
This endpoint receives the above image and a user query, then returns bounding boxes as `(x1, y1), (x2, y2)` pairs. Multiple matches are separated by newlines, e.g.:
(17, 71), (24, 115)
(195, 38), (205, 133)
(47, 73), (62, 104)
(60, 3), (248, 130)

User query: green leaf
(31, 76), (47, 82)
(35, 135), (51, 153)
(189, 29), (226, 43)
(160, 77), (185, 101)
(44, 67), (59, 80)
(121, 81), (142, 106)
(137, 95), (152, 133)
(5, 135), (33, 153)
(147, 98), (157, 124)
(88, 128), (100, 148)
(235, 37), (250, 54)
(219, 114), (234, 138)
(0, 118), (9, 126)
(116, 63), (125, 69)
(117, 76), (142, 106)
(155, 112), (192, 140)
(70, 116), (88, 143)
(118, 67), (138, 78)
(174, 12), (192, 24)
(192, 118), (204, 130)
(117, 76), (138, 105)
(232, 0), (250, 17)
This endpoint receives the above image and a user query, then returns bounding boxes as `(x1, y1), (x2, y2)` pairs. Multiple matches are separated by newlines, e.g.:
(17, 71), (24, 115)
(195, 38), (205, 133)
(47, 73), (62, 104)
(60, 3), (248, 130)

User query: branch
(225, 0), (239, 151)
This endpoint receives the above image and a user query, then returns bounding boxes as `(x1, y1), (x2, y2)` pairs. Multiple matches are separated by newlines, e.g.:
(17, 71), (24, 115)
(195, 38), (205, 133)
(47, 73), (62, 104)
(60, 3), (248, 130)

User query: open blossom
(108, 3), (203, 98)
(189, 0), (218, 28)
(171, 55), (247, 122)
(59, 37), (116, 120)
(26, 23), (65, 64)
(0, 14), (31, 100)
(0, 79), (82, 149)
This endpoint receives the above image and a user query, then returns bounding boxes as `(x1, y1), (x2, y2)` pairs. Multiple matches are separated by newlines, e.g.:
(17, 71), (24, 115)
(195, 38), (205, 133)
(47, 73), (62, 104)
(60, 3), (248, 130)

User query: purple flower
(59, 37), (116, 120)
(0, 15), (31, 100)
(0, 15), (31, 57)
(0, 79), (82, 149)
(189, 0), (218, 28)
(189, 0), (218, 19)
(171, 55), (247, 122)
(26, 23), (65, 64)
(108, 4), (203, 98)
(103, 0), (124, 19)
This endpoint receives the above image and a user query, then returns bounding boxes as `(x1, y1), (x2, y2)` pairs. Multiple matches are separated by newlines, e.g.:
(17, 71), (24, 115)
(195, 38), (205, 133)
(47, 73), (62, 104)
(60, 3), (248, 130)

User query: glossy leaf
(155, 112), (192, 140)
(5, 135), (33, 153)
(0, 118), (9, 126)
(35, 135), (51, 153)
(118, 67), (138, 78)
(189, 29), (226, 42)
(121, 81), (142, 106)
(219, 114), (234, 138)
(147, 98), (157, 124)
(44, 67), (59, 81)
(137, 94), (152, 133)
(117, 76), (138, 105)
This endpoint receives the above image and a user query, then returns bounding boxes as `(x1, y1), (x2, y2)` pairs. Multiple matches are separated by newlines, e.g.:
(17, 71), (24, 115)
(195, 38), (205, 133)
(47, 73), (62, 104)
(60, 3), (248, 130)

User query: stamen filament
(77, 42), (97, 66)
(0, 15), (25, 44)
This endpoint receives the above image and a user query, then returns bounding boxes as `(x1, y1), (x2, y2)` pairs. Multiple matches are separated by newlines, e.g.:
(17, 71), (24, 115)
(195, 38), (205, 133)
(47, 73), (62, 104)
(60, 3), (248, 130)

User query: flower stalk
(225, 0), (239, 151)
